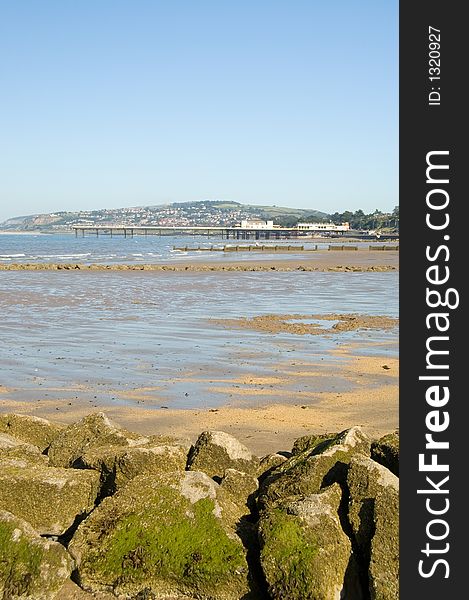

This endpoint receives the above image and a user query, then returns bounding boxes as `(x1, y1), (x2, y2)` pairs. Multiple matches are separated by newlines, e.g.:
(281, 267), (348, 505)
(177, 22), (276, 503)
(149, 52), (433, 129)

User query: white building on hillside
(296, 222), (350, 232)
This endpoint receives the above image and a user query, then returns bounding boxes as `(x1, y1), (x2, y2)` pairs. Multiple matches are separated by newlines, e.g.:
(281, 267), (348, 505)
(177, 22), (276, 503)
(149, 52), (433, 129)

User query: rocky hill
(0, 201), (328, 232)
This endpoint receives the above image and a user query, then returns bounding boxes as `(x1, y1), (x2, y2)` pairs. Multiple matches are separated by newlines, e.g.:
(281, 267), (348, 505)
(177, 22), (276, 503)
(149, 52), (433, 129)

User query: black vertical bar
(400, 2), (465, 597)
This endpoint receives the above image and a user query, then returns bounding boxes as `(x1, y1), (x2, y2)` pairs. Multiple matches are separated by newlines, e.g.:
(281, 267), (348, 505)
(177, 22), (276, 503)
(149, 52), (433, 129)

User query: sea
(0, 232), (395, 264)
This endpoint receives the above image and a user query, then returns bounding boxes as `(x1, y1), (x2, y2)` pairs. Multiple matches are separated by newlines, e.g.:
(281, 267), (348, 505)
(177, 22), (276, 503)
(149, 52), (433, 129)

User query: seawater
(0, 233), (395, 264)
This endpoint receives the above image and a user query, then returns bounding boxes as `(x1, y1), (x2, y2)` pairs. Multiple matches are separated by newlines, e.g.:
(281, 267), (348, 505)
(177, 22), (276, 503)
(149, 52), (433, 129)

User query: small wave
(0, 254), (26, 258)
(36, 253), (93, 260)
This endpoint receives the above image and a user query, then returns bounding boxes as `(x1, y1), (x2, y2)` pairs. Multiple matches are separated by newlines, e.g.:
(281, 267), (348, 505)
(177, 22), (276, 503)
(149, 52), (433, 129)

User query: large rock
(186, 431), (259, 478)
(47, 412), (150, 468)
(257, 453), (288, 480)
(0, 445), (49, 467)
(347, 455), (399, 600)
(371, 431), (399, 476)
(0, 458), (100, 536)
(0, 510), (73, 599)
(69, 470), (255, 599)
(259, 427), (370, 509)
(259, 484), (351, 600)
(219, 468), (259, 514)
(0, 414), (64, 452)
(0, 433), (28, 450)
(0, 433), (48, 466)
(291, 432), (338, 456)
(79, 443), (187, 496)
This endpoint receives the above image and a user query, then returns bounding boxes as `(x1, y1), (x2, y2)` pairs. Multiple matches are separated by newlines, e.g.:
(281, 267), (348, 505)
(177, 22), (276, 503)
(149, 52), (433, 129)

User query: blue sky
(0, 1), (397, 221)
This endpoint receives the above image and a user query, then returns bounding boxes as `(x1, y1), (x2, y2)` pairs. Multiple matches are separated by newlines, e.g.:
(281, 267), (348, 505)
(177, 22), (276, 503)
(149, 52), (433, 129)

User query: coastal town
(0, 200), (399, 236)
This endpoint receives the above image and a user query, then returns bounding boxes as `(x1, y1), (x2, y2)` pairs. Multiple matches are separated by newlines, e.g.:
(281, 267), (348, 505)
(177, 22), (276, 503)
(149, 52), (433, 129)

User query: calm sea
(0, 233), (393, 264)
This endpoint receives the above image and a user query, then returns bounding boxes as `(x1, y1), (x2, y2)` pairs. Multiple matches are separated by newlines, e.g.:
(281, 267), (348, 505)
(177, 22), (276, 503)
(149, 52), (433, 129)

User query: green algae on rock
(0, 459), (100, 536)
(371, 431), (399, 476)
(219, 469), (259, 514)
(259, 484), (351, 600)
(187, 430), (259, 479)
(0, 444), (49, 467)
(47, 412), (150, 468)
(69, 470), (255, 599)
(290, 432), (338, 456)
(258, 426), (370, 509)
(0, 510), (73, 600)
(79, 443), (187, 497)
(257, 453), (288, 480)
(0, 414), (64, 453)
(347, 455), (399, 600)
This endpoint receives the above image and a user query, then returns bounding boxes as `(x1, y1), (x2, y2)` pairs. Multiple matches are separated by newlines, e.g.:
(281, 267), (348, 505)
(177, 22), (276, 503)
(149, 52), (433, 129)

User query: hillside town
(0, 201), (399, 234)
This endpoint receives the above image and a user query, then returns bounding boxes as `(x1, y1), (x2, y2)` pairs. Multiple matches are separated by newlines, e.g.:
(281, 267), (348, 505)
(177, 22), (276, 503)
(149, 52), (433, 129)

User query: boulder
(0, 510), (73, 599)
(69, 470), (255, 599)
(0, 458), (100, 536)
(259, 427), (370, 509)
(186, 431), (259, 478)
(259, 484), (351, 600)
(0, 433), (48, 466)
(79, 443), (187, 496)
(347, 455), (399, 600)
(291, 432), (338, 456)
(0, 433), (28, 450)
(0, 414), (64, 452)
(371, 431), (399, 476)
(219, 469), (259, 514)
(47, 412), (150, 468)
(0, 444), (49, 466)
(257, 453), (288, 480)
(55, 579), (116, 599)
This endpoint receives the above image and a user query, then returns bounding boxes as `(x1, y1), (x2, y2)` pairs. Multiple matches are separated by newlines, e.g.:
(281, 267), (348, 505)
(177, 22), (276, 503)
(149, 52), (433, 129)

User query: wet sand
(0, 353), (398, 456)
(212, 313), (398, 336)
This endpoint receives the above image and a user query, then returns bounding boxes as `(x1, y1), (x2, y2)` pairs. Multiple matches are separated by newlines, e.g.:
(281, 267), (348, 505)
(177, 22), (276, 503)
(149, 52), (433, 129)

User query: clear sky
(0, 0), (397, 222)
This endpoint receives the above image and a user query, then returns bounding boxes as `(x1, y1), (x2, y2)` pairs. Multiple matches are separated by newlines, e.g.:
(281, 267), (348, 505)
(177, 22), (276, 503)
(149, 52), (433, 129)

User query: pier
(73, 225), (311, 240)
(72, 224), (399, 241)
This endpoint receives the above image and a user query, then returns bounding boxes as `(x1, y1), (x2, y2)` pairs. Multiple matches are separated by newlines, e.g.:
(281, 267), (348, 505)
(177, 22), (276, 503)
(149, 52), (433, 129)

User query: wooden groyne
(172, 244), (317, 252)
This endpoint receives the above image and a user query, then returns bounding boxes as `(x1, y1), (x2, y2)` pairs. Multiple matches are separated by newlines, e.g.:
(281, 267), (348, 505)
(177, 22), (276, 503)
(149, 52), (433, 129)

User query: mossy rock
(55, 579), (119, 599)
(371, 431), (399, 476)
(259, 427), (370, 509)
(0, 445), (49, 466)
(47, 412), (150, 468)
(291, 432), (338, 456)
(347, 455), (399, 600)
(258, 484), (351, 600)
(69, 471), (255, 599)
(0, 510), (73, 599)
(257, 454), (288, 481)
(187, 431), (259, 479)
(79, 443), (187, 497)
(0, 433), (48, 466)
(219, 469), (259, 514)
(0, 459), (100, 536)
(0, 414), (64, 452)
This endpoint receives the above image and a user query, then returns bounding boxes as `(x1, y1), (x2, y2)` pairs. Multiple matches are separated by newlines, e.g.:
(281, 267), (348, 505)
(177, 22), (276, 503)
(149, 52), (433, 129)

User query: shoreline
(0, 250), (399, 272)
(0, 355), (398, 456)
